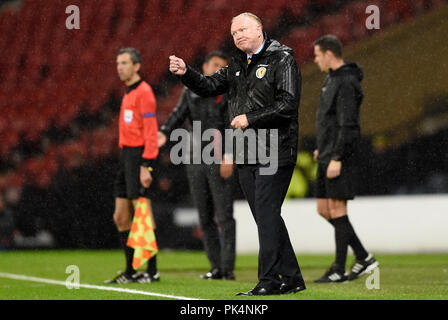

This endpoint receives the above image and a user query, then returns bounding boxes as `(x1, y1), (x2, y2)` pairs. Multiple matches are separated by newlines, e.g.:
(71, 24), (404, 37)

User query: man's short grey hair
(231, 12), (263, 28)
(118, 48), (142, 64)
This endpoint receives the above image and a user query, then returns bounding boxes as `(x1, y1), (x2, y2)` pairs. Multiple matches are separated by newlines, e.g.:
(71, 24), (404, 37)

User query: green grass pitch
(0, 250), (447, 300)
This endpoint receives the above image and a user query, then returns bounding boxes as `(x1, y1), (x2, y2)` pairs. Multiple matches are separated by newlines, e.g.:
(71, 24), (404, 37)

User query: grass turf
(0, 250), (447, 300)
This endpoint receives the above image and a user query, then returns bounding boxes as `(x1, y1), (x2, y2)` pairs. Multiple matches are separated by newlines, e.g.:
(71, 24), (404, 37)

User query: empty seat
(320, 12), (352, 45)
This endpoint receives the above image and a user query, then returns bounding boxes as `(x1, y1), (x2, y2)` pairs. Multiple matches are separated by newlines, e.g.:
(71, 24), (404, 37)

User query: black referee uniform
(315, 62), (364, 199)
(315, 60), (378, 282)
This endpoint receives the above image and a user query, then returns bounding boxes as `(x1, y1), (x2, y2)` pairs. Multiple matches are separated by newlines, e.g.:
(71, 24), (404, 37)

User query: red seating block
(283, 25), (322, 64)
(320, 12), (352, 45)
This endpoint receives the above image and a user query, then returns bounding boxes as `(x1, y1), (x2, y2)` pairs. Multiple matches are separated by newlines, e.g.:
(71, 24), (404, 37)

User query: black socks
(119, 231), (135, 275)
(329, 216), (368, 270)
(120, 230), (158, 276)
(331, 216), (351, 270)
(146, 255), (157, 275)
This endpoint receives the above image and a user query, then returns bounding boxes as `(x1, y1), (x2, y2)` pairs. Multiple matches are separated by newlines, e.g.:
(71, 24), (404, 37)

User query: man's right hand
(169, 55), (187, 75)
(158, 131), (167, 147)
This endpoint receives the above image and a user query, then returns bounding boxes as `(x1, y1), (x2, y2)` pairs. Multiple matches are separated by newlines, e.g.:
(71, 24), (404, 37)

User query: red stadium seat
(429, 0), (448, 8)
(343, 1), (370, 40)
(285, 0), (310, 18)
(385, 0), (414, 21)
(319, 12), (352, 45)
(283, 25), (322, 64)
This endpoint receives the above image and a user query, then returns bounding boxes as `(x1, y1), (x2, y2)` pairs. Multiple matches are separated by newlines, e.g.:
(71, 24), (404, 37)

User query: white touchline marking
(0, 272), (202, 300)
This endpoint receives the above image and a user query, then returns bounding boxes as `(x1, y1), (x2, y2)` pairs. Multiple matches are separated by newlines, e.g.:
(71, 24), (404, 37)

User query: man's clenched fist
(169, 55), (187, 75)
(231, 114), (249, 129)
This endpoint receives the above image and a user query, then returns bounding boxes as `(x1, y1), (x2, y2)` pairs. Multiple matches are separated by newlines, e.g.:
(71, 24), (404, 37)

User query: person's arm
(169, 55), (229, 97)
(182, 65), (229, 98)
(159, 88), (191, 144)
(139, 86), (159, 187)
(326, 80), (360, 179)
(217, 96), (234, 178)
(245, 52), (301, 128)
(331, 80), (361, 161)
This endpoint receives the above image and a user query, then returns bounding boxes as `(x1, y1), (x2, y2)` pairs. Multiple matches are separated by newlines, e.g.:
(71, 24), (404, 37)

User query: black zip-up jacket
(316, 62), (364, 163)
(180, 36), (301, 167)
(160, 87), (228, 157)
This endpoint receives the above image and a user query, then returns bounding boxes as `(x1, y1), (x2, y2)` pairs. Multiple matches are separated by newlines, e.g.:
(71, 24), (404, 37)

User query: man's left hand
(140, 166), (153, 188)
(231, 114), (249, 129)
(326, 160), (342, 179)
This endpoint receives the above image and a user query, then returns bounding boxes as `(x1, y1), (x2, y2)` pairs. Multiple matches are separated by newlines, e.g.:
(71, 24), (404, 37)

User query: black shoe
(314, 264), (347, 283)
(222, 272), (235, 280)
(200, 268), (222, 280)
(347, 254), (379, 281)
(236, 284), (281, 296)
(104, 271), (136, 284)
(133, 272), (161, 283)
(280, 282), (306, 294)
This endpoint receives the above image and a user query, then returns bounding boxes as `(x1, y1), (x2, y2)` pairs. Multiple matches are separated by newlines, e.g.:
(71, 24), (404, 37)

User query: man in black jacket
(158, 51), (236, 280)
(312, 35), (378, 283)
(169, 12), (305, 296)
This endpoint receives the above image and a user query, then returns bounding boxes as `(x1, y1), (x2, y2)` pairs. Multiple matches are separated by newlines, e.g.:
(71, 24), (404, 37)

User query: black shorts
(315, 160), (358, 200)
(114, 146), (154, 199)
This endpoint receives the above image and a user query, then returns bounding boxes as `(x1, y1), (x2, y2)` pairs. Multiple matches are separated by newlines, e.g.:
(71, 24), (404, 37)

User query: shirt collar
(126, 79), (143, 93)
(247, 39), (266, 60)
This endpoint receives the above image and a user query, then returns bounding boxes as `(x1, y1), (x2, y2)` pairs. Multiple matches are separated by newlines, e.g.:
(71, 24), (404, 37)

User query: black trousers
(238, 164), (304, 288)
(186, 164), (236, 273)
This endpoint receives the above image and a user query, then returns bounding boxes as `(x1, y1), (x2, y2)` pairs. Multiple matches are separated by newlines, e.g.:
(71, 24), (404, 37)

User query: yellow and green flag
(127, 197), (158, 269)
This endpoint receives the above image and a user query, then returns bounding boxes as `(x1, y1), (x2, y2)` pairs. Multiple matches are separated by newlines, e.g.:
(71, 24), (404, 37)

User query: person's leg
(328, 199), (351, 271)
(120, 147), (144, 275)
(317, 198), (331, 220)
(113, 197), (135, 275)
(128, 197), (160, 282)
(186, 164), (222, 275)
(314, 198), (351, 283)
(326, 157), (368, 260)
(237, 165), (257, 219)
(237, 165), (259, 281)
(315, 162), (333, 223)
(253, 165), (303, 289)
(328, 199), (368, 261)
(207, 164), (236, 278)
(328, 198), (377, 282)
(105, 149), (137, 284)
(135, 198), (158, 277)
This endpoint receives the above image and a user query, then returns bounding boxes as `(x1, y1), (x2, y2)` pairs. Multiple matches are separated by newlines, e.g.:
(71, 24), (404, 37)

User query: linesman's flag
(127, 197), (158, 269)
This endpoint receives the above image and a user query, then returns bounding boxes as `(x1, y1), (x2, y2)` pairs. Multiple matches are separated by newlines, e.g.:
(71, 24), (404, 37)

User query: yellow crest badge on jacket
(256, 67), (267, 79)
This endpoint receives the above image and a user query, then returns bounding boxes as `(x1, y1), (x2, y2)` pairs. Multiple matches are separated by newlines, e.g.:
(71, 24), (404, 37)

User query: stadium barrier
(232, 194), (448, 253)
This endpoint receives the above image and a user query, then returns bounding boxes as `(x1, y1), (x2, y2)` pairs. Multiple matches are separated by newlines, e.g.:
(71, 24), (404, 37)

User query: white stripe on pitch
(0, 272), (201, 300)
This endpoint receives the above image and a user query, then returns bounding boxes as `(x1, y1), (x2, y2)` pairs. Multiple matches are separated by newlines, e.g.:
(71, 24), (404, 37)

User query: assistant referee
(105, 48), (160, 284)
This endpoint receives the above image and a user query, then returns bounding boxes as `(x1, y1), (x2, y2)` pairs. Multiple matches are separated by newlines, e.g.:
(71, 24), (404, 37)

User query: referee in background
(105, 48), (160, 284)
(312, 35), (378, 283)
